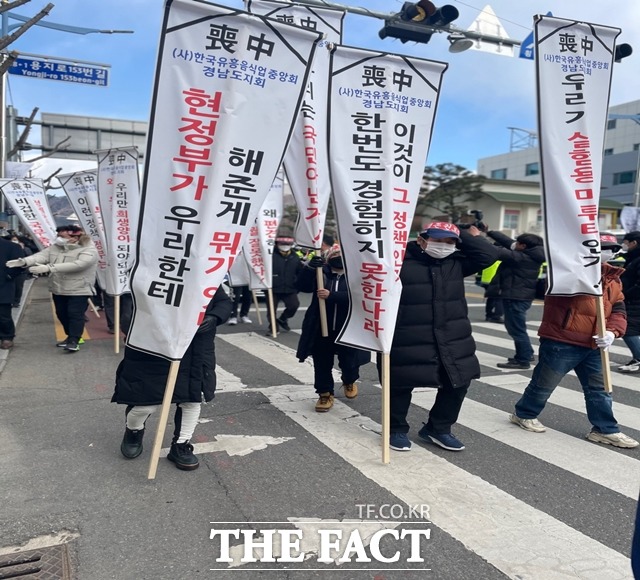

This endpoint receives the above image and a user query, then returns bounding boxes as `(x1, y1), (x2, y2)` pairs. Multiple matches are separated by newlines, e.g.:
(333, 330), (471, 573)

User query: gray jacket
(23, 235), (99, 296)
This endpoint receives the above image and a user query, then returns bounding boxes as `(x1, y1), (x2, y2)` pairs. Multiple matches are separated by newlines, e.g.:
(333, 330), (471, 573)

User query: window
(491, 168), (507, 179)
(525, 162), (539, 176)
(613, 171), (637, 185)
(633, 143), (640, 151)
(502, 209), (520, 230)
(604, 148), (614, 156)
(607, 119), (616, 130)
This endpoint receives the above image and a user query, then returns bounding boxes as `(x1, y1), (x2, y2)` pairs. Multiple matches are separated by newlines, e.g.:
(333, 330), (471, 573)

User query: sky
(5, 0), (640, 179)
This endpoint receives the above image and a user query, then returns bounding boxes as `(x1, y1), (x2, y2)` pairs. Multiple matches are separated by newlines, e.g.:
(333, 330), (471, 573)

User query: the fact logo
(209, 506), (432, 569)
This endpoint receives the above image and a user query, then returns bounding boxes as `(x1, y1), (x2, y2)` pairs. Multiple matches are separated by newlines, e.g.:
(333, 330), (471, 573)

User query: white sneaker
(240, 316), (252, 324)
(618, 359), (640, 373)
(509, 413), (546, 433)
(586, 431), (639, 448)
(228, 317), (238, 326)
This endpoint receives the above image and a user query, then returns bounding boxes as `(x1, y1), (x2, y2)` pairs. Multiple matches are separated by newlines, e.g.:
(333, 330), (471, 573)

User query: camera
(457, 210), (486, 231)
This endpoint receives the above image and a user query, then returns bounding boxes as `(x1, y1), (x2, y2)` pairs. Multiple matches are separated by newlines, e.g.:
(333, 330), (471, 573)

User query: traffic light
(379, 1), (460, 44)
(614, 43), (632, 63)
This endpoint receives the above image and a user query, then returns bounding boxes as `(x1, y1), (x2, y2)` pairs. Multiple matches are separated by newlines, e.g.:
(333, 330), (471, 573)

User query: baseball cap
(420, 222), (461, 240)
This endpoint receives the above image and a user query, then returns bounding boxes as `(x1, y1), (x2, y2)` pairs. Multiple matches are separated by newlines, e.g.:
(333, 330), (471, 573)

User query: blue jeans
(515, 338), (619, 434)
(623, 334), (640, 361)
(502, 299), (533, 362)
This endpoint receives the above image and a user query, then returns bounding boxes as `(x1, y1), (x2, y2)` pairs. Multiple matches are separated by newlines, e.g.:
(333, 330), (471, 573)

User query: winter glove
(29, 264), (51, 275)
(6, 258), (26, 268)
(308, 256), (324, 269)
(593, 331), (615, 350)
(196, 315), (217, 334)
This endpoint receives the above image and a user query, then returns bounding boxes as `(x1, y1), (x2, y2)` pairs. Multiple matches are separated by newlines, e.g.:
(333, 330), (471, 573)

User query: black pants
(390, 369), (469, 434)
(311, 335), (360, 394)
(14, 274), (26, 305)
(231, 286), (252, 318)
(104, 293), (133, 337)
(267, 292), (299, 322)
(0, 304), (15, 340)
(52, 294), (90, 341)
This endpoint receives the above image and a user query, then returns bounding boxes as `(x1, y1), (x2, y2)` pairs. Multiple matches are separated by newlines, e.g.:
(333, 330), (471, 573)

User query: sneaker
(342, 383), (358, 399)
(167, 441), (200, 470)
(485, 317), (504, 323)
(497, 360), (531, 370)
(228, 317), (238, 326)
(417, 425), (465, 451)
(508, 356), (535, 363)
(618, 359), (640, 373)
(586, 431), (639, 449)
(120, 428), (144, 459)
(64, 340), (80, 352)
(265, 326), (277, 336)
(240, 316), (252, 324)
(509, 413), (546, 433)
(277, 317), (290, 332)
(389, 432), (412, 451)
(315, 392), (334, 412)
(56, 337), (71, 348)
(0, 340), (14, 349)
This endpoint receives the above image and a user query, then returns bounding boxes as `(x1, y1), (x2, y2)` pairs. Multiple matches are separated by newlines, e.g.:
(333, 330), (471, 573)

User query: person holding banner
(227, 285), (253, 325)
(509, 234), (638, 449)
(112, 287), (232, 471)
(387, 223), (498, 452)
(0, 236), (26, 349)
(268, 235), (303, 334)
(296, 245), (365, 412)
(6, 225), (99, 353)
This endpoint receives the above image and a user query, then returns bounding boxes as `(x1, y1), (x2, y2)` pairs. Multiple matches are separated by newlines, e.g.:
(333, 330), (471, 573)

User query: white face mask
(510, 242), (518, 251)
(424, 240), (457, 259)
(278, 245), (292, 253)
(600, 250), (614, 263)
(55, 236), (69, 246)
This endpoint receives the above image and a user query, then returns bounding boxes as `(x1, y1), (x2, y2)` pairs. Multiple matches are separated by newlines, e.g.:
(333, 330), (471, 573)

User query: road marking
(159, 434), (294, 458)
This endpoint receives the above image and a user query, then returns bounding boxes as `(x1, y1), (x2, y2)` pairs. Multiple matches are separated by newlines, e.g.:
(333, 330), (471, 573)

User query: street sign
(8, 55), (109, 87)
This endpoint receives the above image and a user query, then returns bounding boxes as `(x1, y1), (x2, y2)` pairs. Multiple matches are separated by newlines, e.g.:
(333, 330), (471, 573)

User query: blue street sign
(519, 11), (553, 60)
(8, 55), (109, 87)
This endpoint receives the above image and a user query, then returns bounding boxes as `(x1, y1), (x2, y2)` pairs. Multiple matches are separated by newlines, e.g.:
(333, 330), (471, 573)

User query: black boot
(167, 441), (199, 471)
(120, 428), (144, 459)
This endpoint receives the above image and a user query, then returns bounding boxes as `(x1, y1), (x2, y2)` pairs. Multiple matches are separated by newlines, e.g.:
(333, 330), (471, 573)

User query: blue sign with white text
(519, 12), (553, 60)
(8, 56), (109, 87)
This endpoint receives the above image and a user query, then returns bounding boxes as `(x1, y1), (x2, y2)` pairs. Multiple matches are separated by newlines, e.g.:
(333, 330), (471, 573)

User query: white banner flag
(536, 15), (620, 296)
(97, 147), (141, 296)
(228, 250), (252, 287)
(0, 179), (56, 249)
(248, 0), (344, 250)
(620, 206), (640, 233)
(58, 170), (109, 290)
(128, 0), (321, 360)
(328, 46), (447, 353)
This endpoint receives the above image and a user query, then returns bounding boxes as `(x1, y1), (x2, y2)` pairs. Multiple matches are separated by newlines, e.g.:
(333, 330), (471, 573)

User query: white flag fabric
(536, 15), (620, 296)
(328, 46), (447, 354)
(228, 250), (252, 287)
(620, 207), (640, 233)
(0, 179), (56, 249)
(58, 170), (109, 290)
(248, 0), (344, 250)
(4, 162), (31, 179)
(128, 0), (321, 360)
(97, 147), (141, 296)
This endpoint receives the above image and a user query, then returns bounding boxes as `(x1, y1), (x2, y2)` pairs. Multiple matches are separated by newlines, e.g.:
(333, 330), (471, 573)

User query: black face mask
(328, 258), (343, 269)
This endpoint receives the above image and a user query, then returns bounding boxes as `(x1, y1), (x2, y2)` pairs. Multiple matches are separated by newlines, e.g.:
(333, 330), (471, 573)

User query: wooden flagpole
(382, 353), (390, 464)
(316, 267), (328, 337)
(595, 295), (613, 393)
(267, 289), (277, 337)
(114, 294), (121, 354)
(251, 290), (262, 325)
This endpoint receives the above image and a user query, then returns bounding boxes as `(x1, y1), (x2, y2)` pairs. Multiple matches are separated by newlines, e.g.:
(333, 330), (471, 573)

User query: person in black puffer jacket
(485, 230), (545, 369)
(618, 230), (640, 372)
(386, 222), (498, 453)
(267, 235), (303, 334)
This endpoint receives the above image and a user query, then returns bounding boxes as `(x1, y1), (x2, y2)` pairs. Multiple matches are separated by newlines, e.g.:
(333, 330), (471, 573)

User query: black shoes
(168, 441), (200, 470)
(121, 428), (145, 459)
(485, 317), (504, 323)
(64, 340), (80, 352)
(497, 360), (531, 370)
(276, 317), (290, 332)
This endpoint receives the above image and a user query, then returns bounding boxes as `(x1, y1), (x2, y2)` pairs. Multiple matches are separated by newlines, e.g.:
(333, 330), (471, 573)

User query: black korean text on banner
(535, 15), (620, 296)
(58, 170), (109, 291)
(0, 179), (56, 249)
(248, 0), (345, 250)
(127, 0), (322, 360)
(328, 45), (447, 354)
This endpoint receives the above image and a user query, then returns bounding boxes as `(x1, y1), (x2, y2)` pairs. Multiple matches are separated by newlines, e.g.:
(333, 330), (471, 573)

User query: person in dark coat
(387, 222), (498, 452)
(296, 245), (369, 412)
(0, 237), (26, 349)
(618, 230), (640, 373)
(267, 235), (303, 333)
(485, 230), (545, 369)
(112, 286), (232, 470)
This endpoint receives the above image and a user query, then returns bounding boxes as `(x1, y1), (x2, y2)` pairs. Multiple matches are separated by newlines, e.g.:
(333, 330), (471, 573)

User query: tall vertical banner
(97, 147), (141, 296)
(128, 0), (321, 360)
(248, 0), (344, 250)
(0, 179), (56, 248)
(535, 15), (620, 296)
(58, 170), (109, 290)
(328, 46), (447, 354)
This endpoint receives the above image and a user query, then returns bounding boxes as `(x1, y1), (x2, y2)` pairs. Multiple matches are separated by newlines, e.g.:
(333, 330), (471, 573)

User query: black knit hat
(623, 230), (640, 243)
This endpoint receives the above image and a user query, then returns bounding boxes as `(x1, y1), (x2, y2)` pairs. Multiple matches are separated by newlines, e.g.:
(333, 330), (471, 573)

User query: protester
(484, 230), (545, 369)
(480, 259), (503, 323)
(387, 222), (498, 452)
(267, 235), (303, 334)
(6, 225), (99, 352)
(618, 230), (640, 373)
(296, 245), (368, 412)
(0, 236), (27, 349)
(113, 286), (232, 470)
(7, 235), (29, 308)
(509, 233), (638, 449)
(227, 285), (253, 325)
